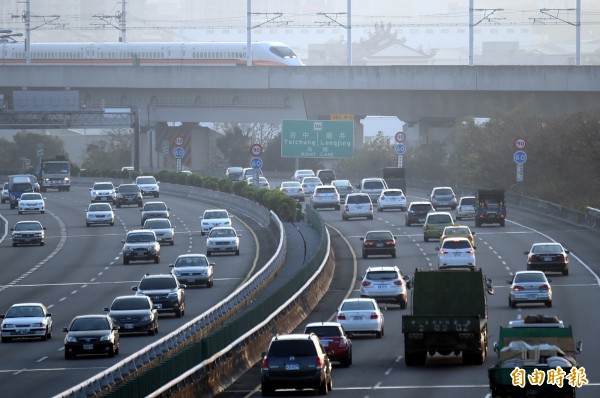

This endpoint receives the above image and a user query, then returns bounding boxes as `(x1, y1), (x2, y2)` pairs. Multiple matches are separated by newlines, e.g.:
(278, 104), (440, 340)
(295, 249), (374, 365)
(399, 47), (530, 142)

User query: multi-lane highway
(0, 183), (267, 398)
(223, 188), (600, 398)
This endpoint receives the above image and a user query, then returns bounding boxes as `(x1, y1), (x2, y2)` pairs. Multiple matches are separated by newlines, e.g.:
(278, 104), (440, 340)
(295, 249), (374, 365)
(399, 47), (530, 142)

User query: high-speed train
(0, 41), (304, 66)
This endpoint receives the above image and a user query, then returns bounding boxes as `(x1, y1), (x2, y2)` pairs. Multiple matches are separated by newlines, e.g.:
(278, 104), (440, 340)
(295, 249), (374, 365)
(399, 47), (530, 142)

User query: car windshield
(137, 177), (156, 184)
(514, 273), (547, 283)
(305, 326), (342, 337)
(366, 271), (398, 281)
(11, 183), (33, 192)
(111, 297), (149, 311)
(341, 300), (376, 311)
(144, 203), (167, 211)
(531, 244), (563, 254)
(119, 185), (139, 193)
(204, 211), (228, 219)
(209, 228), (236, 237)
(145, 219), (171, 229)
(89, 203), (111, 212)
(6, 305), (44, 318)
(365, 231), (393, 240)
(20, 193), (41, 200)
(94, 183), (113, 190)
(268, 340), (316, 357)
(127, 233), (155, 243)
(139, 278), (177, 290)
(14, 222), (42, 231)
(70, 317), (109, 331)
(174, 256), (208, 268)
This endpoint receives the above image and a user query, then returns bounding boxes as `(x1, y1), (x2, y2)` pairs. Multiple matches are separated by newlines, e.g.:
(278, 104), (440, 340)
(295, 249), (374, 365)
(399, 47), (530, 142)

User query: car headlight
(99, 334), (112, 342)
(167, 291), (179, 298)
(3, 323), (15, 328)
(64, 177), (70, 182)
(65, 336), (77, 343)
(31, 322), (44, 327)
(141, 314), (152, 322)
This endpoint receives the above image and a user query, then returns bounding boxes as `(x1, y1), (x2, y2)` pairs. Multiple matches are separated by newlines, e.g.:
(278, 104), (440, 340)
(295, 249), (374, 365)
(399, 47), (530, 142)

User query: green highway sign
(281, 120), (354, 158)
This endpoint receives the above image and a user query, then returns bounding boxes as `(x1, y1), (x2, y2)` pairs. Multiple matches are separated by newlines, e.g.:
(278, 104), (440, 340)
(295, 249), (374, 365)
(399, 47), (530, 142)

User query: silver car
(359, 178), (388, 202)
(143, 218), (175, 245)
(455, 196), (476, 220)
(206, 226), (240, 256)
(279, 181), (304, 201)
(342, 193), (373, 220)
(1, 182), (9, 204)
(89, 181), (117, 204)
(86, 202), (115, 227)
(359, 266), (409, 309)
(507, 271), (552, 308)
(301, 176), (323, 195)
(310, 185), (340, 210)
(430, 186), (458, 210)
(136, 175), (160, 198)
(331, 179), (354, 199)
(170, 254), (214, 287)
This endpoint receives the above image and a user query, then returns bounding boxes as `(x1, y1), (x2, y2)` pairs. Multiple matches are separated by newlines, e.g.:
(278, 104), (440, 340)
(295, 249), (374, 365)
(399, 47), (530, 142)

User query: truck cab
(475, 189), (506, 227)
(7, 175), (34, 209)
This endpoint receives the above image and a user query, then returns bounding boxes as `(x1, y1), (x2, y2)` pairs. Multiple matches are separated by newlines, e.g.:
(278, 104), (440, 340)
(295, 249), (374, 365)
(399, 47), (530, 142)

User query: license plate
(285, 363), (300, 371)
(155, 304), (162, 309)
(527, 294), (537, 299)
(453, 253), (462, 256)
(18, 329), (30, 334)
(321, 341), (330, 347)
(187, 279), (195, 283)
(376, 243), (383, 247)
(418, 218), (425, 222)
(543, 256), (552, 261)
(83, 344), (94, 350)
(125, 324), (134, 329)
(353, 316), (363, 320)
(377, 285), (387, 289)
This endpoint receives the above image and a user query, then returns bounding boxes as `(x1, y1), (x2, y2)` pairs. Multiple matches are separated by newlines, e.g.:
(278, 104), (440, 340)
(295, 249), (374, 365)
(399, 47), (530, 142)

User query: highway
(0, 184), (270, 398)
(223, 188), (600, 398)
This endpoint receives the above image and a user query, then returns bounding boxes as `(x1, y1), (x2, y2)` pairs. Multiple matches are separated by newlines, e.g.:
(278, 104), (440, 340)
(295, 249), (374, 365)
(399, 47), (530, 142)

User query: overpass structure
(0, 65), (599, 170)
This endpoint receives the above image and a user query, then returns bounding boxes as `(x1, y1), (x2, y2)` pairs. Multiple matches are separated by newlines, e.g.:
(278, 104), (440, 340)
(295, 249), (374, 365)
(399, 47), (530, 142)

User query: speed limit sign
(514, 137), (527, 150)
(250, 143), (263, 156)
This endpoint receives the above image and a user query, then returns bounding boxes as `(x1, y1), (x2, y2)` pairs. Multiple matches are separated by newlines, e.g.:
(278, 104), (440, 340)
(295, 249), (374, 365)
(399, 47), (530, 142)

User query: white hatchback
(436, 237), (476, 270)
(336, 298), (384, 338)
(377, 188), (407, 212)
(18, 192), (45, 214)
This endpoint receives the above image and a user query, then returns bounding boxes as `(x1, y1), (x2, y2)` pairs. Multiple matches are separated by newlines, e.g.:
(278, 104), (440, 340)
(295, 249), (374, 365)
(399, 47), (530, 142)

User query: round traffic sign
(395, 143), (406, 155)
(250, 157), (263, 170)
(173, 146), (185, 159)
(250, 143), (263, 156)
(395, 131), (406, 143)
(175, 136), (184, 146)
(514, 137), (527, 150)
(514, 150), (527, 164)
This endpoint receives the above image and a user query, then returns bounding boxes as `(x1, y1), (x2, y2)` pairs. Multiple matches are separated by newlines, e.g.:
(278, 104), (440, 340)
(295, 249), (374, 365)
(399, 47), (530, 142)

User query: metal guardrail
(53, 180), (286, 398)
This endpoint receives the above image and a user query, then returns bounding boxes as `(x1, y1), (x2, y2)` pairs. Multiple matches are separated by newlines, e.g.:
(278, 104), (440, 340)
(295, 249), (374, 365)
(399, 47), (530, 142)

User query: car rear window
(514, 273), (547, 283)
(305, 326), (342, 337)
(383, 190), (403, 196)
(346, 195), (370, 204)
(268, 340), (316, 356)
(341, 300), (375, 311)
(531, 244), (563, 254)
(434, 188), (453, 195)
(119, 185), (140, 193)
(442, 240), (472, 249)
(316, 187), (337, 194)
(363, 181), (384, 189)
(411, 204), (433, 211)
(365, 271), (398, 281)
(365, 231), (393, 240)
(427, 214), (453, 224)
(460, 197), (475, 205)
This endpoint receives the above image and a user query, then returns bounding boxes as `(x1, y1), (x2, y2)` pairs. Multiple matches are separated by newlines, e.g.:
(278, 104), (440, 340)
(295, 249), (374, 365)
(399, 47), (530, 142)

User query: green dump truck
(402, 268), (494, 366)
(488, 315), (583, 398)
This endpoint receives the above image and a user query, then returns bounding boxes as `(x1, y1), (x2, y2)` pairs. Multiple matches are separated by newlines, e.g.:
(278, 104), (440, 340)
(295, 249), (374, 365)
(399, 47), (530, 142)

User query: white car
(200, 209), (232, 236)
(293, 169), (315, 182)
(301, 176), (323, 195)
(247, 176), (270, 189)
(143, 218), (175, 245)
(377, 188), (407, 211)
(136, 175), (160, 197)
(11, 220), (46, 246)
(336, 298), (384, 338)
(436, 237), (476, 270)
(206, 226), (241, 256)
(455, 196), (476, 220)
(89, 181), (117, 203)
(170, 254), (215, 287)
(0, 303), (53, 342)
(85, 203), (115, 227)
(18, 192), (45, 214)
(342, 193), (373, 220)
(1, 182), (9, 203)
(359, 178), (388, 202)
(310, 185), (340, 210)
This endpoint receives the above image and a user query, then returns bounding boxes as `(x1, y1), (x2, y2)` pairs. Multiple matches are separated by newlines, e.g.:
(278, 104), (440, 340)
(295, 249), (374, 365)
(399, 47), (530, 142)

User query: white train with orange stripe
(0, 41), (304, 66)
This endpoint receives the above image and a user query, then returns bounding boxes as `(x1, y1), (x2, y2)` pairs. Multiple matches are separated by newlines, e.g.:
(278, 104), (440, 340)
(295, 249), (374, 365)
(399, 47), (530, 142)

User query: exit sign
(281, 120), (354, 158)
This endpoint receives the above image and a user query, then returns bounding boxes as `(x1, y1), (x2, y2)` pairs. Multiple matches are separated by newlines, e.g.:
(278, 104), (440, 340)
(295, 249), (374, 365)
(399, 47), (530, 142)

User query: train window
(269, 45), (297, 59)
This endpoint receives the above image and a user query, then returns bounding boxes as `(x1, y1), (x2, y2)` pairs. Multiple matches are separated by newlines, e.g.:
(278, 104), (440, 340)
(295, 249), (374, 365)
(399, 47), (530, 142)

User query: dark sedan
(405, 201), (435, 226)
(63, 314), (120, 359)
(104, 295), (158, 336)
(360, 230), (397, 259)
(525, 242), (570, 276)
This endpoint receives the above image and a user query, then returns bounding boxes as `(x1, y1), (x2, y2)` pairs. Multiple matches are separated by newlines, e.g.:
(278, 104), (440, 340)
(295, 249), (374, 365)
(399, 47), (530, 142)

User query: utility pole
(535, 3), (581, 65)
(13, 0), (59, 65)
(317, 9), (352, 66)
(93, 0), (128, 43)
(469, 2), (504, 66)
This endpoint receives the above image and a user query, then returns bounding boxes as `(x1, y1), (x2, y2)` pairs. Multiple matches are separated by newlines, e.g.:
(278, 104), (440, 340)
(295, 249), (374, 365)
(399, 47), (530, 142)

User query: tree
(81, 129), (133, 170)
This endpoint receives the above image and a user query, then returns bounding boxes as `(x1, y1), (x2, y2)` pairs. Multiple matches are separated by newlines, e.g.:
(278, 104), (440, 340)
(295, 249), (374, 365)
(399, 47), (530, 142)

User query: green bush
(218, 179), (234, 193)
(203, 177), (219, 191)
(232, 181), (248, 196)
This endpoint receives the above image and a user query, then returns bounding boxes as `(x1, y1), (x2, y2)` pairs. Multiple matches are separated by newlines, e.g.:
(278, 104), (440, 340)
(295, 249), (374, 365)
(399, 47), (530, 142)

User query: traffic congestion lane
(222, 195), (599, 398)
(0, 185), (265, 398)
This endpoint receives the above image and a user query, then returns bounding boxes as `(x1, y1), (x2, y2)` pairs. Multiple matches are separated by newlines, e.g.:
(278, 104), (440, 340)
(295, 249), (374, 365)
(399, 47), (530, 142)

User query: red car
(304, 322), (352, 367)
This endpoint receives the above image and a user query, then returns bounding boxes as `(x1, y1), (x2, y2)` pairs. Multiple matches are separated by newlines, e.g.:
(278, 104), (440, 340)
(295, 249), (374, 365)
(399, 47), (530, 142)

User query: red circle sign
(395, 131), (406, 143)
(514, 137), (527, 150)
(250, 143), (263, 156)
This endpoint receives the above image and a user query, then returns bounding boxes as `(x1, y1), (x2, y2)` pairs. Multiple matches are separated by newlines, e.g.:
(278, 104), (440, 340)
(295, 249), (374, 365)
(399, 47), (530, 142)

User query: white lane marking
(36, 357), (47, 363)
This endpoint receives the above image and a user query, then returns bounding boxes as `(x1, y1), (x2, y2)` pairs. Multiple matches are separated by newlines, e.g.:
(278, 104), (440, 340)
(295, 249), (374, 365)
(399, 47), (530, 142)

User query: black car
(132, 274), (186, 317)
(525, 242), (570, 276)
(121, 230), (161, 265)
(360, 230), (397, 258)
(140, 201), (170, 226)
(404, 201), (435, 226)
(115, 183), (143, 207)
(261, 333), (333, 396)
(63, 314), (120, 359)
(316, 169), (336, 184)
(104, 295), (158, 336)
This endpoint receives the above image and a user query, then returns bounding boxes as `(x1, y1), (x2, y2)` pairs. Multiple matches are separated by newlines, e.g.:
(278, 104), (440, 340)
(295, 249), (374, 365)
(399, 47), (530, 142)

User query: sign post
(513, 147), (527, 183)
(395, 132), (406, 168)
(173, 146), (185, 173)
